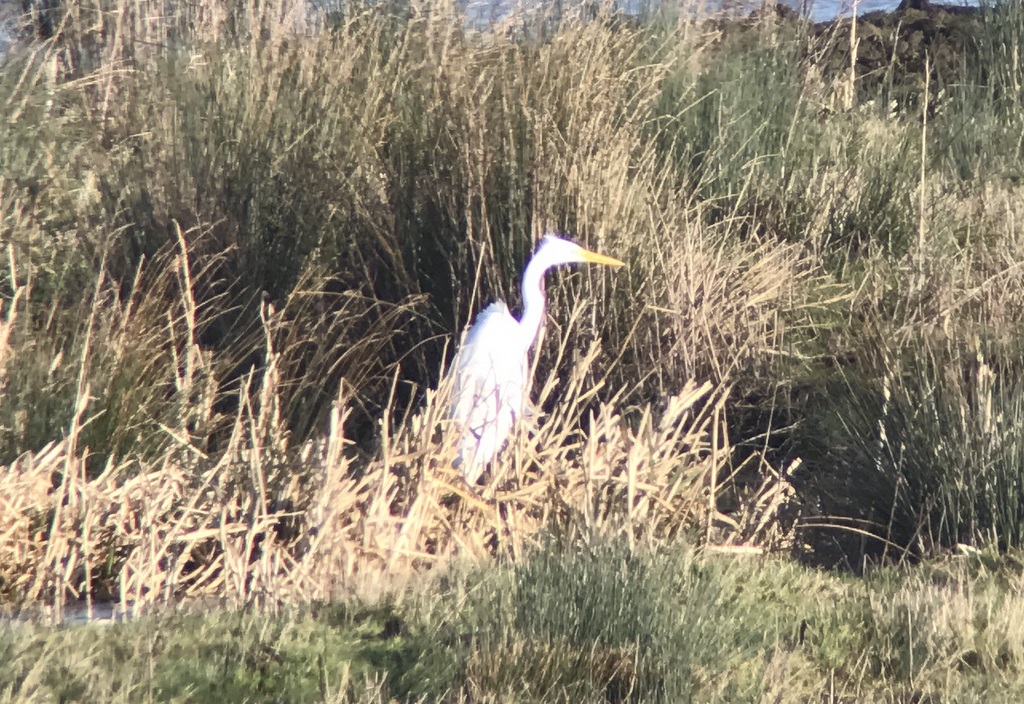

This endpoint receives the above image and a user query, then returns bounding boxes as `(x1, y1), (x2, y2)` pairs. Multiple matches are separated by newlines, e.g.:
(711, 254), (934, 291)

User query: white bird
(447, 233), (625, 485)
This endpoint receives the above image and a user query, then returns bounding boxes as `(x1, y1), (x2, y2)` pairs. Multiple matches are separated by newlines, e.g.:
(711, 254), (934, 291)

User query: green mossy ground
(5, 541), (1024, 703)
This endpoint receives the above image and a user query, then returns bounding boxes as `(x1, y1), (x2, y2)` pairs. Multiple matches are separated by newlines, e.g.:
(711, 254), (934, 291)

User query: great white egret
(447, 233), (625, 485)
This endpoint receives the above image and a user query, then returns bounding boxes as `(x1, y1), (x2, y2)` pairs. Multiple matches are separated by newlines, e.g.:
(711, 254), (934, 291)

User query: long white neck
(517, 253), (549, 354)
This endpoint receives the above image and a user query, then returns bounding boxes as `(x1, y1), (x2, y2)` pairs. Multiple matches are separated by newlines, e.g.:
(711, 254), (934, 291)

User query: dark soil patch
(721, 0), (990, 104)
(813, 0), (984, 101)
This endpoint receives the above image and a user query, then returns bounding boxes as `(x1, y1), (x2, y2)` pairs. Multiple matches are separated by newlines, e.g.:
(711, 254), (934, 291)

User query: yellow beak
(580, 248), (625, 267)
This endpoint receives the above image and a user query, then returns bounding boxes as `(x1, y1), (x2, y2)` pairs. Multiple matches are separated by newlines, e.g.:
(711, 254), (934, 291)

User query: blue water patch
(783, 0), (978, 22)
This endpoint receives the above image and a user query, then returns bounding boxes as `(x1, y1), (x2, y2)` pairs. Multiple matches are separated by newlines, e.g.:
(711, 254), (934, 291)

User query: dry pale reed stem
(917, 54), (931, 287)
(0, 289), (22, 384)
(847, 0), (858, 111)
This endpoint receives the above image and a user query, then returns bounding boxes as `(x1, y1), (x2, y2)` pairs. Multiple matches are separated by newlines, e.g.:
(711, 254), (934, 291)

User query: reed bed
(0, 283), (789, 612)
(4, 0), (1024, 614)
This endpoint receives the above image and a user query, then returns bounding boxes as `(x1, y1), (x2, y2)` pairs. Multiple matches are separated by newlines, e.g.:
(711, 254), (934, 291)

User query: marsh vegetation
(3, 0), (1024, 699)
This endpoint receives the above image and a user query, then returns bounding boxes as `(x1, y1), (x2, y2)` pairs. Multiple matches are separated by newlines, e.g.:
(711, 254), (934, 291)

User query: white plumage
(447, 234), (625, 485)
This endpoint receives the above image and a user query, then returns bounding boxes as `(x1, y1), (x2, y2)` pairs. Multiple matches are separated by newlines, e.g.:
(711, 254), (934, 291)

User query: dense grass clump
(408, 541), (797, 701)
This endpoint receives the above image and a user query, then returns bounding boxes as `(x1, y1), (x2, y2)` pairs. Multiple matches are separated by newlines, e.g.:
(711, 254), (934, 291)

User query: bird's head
(534, 233), (625, 269)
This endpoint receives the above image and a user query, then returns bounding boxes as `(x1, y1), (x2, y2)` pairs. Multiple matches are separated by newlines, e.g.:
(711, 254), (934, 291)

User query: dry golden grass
(0, 208), (803, 614)
(0, 227), (797, 614)
(0, 280), (793, 612)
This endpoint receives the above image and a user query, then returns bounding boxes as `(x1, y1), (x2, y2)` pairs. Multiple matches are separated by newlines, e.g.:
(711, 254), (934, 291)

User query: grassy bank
(6, 539), (1024, 702)
(3, 0), (1024, 623)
